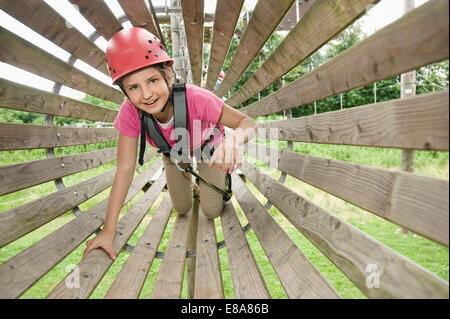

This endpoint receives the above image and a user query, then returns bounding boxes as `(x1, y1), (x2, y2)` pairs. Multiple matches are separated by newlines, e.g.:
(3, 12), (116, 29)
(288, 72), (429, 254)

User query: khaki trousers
(162, 155), (225, 219)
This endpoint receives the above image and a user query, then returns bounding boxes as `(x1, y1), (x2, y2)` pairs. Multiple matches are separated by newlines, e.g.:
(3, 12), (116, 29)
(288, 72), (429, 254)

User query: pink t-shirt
(113, 84), (225, 151)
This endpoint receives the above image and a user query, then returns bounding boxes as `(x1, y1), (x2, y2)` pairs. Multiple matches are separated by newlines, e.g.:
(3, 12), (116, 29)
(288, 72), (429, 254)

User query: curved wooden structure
(0, 0), (448, 299)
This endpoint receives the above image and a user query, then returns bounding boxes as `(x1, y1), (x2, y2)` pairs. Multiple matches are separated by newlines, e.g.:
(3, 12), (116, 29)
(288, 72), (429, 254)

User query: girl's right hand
(83, 232), (117, 260)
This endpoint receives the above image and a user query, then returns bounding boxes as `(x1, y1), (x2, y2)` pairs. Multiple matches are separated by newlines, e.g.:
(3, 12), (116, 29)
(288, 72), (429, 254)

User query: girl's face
(121, 66), (172, 115)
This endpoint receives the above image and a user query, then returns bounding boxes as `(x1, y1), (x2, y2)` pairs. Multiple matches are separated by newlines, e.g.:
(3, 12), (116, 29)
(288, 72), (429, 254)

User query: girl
(83, 27), (256, 260)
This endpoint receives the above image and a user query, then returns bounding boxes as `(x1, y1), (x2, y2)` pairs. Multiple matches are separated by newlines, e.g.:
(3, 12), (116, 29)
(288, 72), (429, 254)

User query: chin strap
(118, 83), (128, 99)
(160, 76), (173, 113)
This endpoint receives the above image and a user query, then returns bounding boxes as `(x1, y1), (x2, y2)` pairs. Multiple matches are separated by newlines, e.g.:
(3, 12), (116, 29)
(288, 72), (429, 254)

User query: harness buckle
(223, 189), (233, 202)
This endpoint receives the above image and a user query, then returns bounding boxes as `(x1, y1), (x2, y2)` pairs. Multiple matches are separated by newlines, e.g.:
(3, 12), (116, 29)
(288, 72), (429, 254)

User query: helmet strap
(117, 82), (129, 99)
(160, 76), (173, 113)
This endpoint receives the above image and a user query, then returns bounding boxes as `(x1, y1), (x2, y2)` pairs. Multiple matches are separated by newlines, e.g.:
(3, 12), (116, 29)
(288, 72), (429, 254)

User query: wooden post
(400, 0), (416, 174)
(399, 0), (416, 235)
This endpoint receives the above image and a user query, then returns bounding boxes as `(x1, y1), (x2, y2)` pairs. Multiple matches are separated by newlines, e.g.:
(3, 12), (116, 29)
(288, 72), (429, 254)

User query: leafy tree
(82, 94), (120, 110)
(0, 109), (44, 124)
(416, 60), (449, 94)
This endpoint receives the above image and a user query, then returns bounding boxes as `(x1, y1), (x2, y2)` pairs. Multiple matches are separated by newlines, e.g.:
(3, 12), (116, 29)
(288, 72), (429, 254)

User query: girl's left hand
(209, 134), (243, 174)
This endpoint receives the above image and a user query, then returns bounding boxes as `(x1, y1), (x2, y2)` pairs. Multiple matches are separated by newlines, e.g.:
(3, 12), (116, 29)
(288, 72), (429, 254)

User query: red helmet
(106, 27), (174, 85)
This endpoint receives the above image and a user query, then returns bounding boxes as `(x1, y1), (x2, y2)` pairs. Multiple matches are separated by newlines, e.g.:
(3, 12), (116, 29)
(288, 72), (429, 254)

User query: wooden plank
(69, 0), (123, 40)
(214, 0), (295, 98)
(247, 142), (449, 247)
(0, 0), (109, 75)
(239, 0), (449, 117)
(118, 0), (160, 36)
(194, 207), (224, 299)
(0, 156), (159, 299)
(240, 160), (449, 298)
(104, 194), (173, 299)
(0, 147), (117, 196)
(47, 175), (166, 299)
(258, 90), (449, 151)
(205, 0), (244, 91)
(226, 0), (378, 106)
(220, 201), (271, 299)
(0, 26), (123, 104)
(0, 168), (115, 249)
(181, 0), (204, 86)
(231, 173), (340, 299)
(0, 123), (118, 151)
(151, 211), (193, 299)
(0, 78), (118, 122)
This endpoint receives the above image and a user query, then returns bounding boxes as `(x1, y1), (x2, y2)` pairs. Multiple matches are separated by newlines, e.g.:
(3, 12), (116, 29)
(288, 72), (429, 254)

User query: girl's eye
(129, 85), (138, 91)
(149, 78), (157, 84)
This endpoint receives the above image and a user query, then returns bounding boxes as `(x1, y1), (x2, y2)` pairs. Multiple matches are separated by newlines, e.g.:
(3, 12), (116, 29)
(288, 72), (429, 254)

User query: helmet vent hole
(148, 40), (153, 44)
(148, 50), (152, 53)
(145, 56), (149, 59)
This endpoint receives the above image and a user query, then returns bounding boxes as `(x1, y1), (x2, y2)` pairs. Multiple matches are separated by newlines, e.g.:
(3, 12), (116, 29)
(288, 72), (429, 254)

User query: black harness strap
(138, 115), (146, 165)
(170, 83), (190, 162)
(139, 83), (186, 166)
(173, 83), (187, 136)
(139, 112), (171, 165)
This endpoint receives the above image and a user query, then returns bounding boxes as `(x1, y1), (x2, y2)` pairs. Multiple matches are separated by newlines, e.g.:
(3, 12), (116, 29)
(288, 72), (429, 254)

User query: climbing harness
(138, 83), (233, 202)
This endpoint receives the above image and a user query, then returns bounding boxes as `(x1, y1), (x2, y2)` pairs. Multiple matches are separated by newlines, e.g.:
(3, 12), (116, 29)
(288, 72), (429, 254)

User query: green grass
(0, 142), (448, 299)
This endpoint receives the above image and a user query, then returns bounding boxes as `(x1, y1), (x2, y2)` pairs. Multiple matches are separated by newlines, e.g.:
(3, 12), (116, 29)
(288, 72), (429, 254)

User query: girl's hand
(209, 133), (243, 174)
(211, 103), (257, 174)
(83, 232), (117, 260)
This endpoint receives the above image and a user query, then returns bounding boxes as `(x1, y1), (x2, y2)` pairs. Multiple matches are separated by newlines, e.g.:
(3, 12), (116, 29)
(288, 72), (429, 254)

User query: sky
(0, 0), (429, 101)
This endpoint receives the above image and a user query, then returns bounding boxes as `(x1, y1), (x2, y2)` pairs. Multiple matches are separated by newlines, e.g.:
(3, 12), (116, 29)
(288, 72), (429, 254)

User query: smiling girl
(83, 27), (256, 260)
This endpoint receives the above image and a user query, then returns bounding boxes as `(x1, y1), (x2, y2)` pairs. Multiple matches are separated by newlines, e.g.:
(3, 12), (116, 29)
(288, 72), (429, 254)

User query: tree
(0, 109), (44, 124)
(224, 27), (286, 108)
(289, 21), (403, 118)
